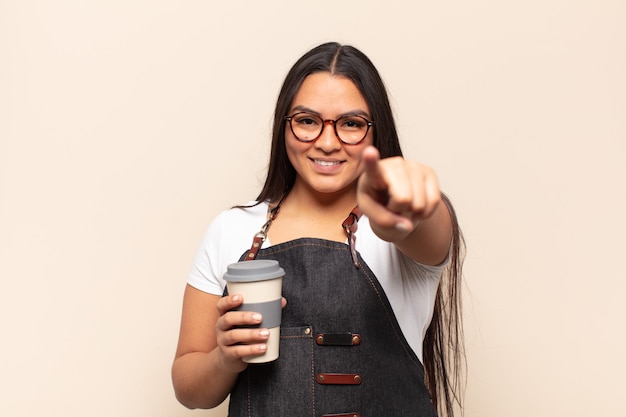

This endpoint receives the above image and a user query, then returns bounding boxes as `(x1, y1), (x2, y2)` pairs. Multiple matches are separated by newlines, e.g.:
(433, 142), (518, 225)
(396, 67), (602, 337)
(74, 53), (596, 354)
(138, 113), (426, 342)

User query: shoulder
(187, 202), (268, 295)
(201, 202), (268, 251)
(213, 201), (268, 225)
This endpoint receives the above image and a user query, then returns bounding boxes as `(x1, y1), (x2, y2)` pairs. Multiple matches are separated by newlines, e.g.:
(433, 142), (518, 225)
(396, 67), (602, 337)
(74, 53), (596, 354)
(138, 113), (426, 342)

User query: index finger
(361, 146), (387, 191)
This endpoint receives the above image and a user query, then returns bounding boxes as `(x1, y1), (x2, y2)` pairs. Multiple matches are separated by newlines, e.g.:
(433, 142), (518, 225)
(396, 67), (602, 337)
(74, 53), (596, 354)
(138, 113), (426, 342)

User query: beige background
(1, 1), (625, 416)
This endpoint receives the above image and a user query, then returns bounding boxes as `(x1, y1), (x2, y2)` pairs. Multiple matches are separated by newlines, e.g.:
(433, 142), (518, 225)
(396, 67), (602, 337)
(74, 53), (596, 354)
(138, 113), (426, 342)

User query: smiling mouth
(312, 159), (342, 166)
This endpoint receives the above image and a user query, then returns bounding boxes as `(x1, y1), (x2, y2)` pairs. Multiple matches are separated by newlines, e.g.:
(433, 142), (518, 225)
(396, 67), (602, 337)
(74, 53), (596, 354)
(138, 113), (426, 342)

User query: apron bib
(227, 237), (437, 417)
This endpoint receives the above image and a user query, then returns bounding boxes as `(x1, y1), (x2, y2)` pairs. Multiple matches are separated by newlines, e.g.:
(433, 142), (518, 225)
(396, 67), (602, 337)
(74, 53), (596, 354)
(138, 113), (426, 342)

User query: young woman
(172, 42), (465, 417)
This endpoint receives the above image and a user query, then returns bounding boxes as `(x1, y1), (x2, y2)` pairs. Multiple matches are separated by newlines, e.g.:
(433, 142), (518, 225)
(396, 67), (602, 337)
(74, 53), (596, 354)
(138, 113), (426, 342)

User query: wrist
(370, 218), (419, 243)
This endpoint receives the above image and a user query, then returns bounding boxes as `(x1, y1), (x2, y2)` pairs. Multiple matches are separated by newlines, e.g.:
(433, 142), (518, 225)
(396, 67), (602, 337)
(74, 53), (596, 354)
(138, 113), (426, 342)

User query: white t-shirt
(188, 202), (446, 361)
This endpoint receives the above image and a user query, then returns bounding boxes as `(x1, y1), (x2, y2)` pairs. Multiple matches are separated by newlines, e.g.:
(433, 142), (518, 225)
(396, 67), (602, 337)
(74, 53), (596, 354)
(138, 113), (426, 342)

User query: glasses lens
(290, 113), (323, 142)
(336, 115), (369, 144)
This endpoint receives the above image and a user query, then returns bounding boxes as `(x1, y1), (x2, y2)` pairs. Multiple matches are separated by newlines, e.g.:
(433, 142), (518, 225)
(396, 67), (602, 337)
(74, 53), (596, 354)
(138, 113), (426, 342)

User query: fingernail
(260, 329), (269, 337)
(395, 222), (411, 232)
(232, 294), (240, 302)
(258, 344), (267, 352)
(252, 313), (262, 321)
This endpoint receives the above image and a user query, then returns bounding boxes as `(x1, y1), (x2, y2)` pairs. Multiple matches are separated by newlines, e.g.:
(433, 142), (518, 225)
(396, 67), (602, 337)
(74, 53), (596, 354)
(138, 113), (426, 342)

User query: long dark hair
(256, 42), (465, 416)
(256, 42), (402, 204)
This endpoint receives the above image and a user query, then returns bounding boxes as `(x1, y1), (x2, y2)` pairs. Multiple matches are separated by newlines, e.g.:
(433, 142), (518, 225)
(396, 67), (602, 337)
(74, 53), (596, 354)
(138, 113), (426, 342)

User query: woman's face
(285, 72), (373, 197)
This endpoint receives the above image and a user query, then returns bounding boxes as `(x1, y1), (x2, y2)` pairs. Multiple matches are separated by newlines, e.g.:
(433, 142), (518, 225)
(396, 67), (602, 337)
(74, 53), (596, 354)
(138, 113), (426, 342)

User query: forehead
(291, 72), (370, 116)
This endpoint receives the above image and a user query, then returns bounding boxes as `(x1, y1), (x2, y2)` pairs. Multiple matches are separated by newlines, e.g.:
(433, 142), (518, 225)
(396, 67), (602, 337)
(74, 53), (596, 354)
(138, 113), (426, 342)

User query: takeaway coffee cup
(224, 259), (285, 363)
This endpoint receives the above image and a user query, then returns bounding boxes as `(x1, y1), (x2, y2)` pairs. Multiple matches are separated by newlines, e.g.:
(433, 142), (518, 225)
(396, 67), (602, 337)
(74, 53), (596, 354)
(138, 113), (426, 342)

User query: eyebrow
(289, 105), (372, 120)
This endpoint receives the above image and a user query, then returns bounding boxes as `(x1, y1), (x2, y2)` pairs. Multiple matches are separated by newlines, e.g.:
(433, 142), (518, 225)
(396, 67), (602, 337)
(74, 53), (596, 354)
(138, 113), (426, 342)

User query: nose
(314, 120), (342, 152)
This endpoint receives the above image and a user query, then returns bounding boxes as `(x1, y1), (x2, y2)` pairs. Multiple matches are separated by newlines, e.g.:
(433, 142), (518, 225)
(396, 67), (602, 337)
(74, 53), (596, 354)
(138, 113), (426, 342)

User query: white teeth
(315, 160), (340, 166)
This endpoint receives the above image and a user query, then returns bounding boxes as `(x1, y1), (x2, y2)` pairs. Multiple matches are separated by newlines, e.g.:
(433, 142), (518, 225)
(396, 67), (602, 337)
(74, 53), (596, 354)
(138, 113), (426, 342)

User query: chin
(308, 181), (356, 196)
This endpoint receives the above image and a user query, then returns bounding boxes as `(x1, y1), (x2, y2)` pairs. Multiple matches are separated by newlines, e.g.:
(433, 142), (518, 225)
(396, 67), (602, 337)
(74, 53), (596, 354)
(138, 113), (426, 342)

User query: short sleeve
(187, 203), (269, 295)
(187, 213), (228, 295)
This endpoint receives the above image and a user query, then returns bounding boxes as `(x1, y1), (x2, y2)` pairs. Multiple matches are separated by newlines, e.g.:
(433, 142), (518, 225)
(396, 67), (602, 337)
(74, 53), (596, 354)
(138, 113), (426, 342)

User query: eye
(339, 116), (367, 130)
(293, 113), (321, 127)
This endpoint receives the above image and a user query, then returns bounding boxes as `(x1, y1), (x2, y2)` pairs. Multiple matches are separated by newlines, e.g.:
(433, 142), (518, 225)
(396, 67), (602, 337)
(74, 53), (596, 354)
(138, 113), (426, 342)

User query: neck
(284, 181), (357, 214)
(265, 180), (358, 245)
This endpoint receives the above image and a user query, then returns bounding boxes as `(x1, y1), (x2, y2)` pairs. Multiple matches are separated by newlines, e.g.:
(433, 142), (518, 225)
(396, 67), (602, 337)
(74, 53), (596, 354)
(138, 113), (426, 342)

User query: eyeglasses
(284, 112), (374, 145)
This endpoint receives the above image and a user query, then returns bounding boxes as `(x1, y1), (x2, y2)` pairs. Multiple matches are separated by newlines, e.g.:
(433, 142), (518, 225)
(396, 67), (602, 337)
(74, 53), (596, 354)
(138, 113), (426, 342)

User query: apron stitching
(246, 370), (251, 417)
(358, 264), (424, 369)
(310, 330), (316, 417)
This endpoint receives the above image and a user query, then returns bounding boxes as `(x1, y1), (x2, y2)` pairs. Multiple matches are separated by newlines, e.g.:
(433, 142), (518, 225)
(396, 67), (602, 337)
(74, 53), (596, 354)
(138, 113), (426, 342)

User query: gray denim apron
(227, 207), (437, 417)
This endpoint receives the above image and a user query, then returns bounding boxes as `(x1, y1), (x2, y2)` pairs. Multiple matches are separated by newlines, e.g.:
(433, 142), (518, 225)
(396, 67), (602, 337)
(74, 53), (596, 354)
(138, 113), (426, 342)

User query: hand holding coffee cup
(224, 260), (285, 363)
